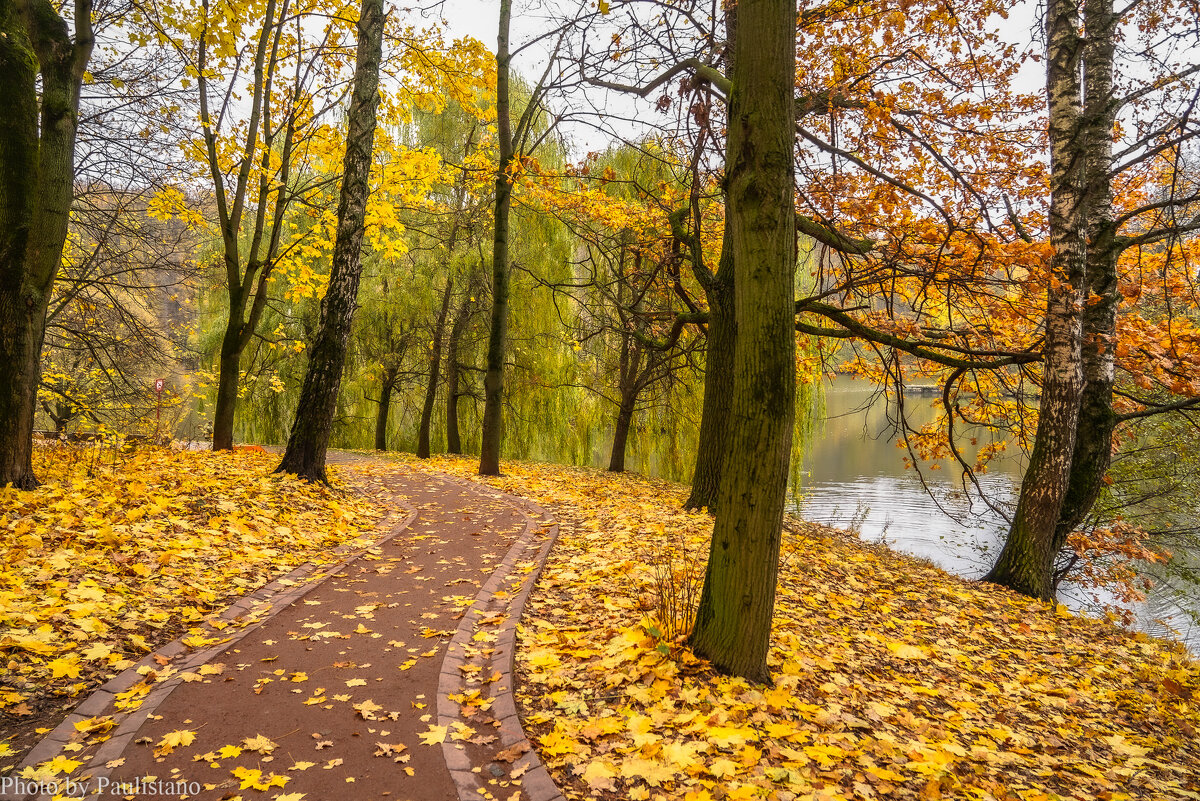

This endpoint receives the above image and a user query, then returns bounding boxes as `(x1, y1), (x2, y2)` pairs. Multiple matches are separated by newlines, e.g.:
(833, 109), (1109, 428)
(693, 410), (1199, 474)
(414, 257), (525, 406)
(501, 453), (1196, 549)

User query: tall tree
(983, 0), (1088, 599)
(1050, 0), (1118, 565)
(0, 0), (94, 488)
(275, 0), (384, 482)
(988, 0), (1200, 598)
(689, 0), (797, 682)
(478, 2), (567, 476)
(478, 0), (515, 476)
(178, 0), (336, 450)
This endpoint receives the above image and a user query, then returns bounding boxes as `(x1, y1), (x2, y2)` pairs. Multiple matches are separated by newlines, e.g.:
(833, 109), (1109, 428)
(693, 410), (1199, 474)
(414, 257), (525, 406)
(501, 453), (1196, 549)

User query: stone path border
(14, 462), (568, 801)
(432, 473), (566, 801)
(14, 501), (418, 799)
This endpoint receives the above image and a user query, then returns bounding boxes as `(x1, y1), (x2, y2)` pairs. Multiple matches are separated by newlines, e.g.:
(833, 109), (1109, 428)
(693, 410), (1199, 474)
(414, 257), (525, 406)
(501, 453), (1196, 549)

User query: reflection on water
(794, 377), (1199, 655)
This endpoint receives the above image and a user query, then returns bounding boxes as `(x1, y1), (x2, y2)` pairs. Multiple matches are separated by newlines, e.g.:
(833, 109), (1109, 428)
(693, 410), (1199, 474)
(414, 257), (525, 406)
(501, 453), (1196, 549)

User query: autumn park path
(16, 457), (563, 801)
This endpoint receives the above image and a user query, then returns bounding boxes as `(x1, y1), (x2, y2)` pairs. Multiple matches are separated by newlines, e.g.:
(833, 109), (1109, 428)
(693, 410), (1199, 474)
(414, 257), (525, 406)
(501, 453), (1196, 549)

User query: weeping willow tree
(183, 58), (817, 495)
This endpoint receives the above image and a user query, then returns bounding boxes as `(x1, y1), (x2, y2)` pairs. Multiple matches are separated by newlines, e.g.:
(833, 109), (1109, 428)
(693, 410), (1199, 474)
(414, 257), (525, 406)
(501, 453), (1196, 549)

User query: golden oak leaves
(0, 449), (378, 712)
(416, 454), (1200, 801)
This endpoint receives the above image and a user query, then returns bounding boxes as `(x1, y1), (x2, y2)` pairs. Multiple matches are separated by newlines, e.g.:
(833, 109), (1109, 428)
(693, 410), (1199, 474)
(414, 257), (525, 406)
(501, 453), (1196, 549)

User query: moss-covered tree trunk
(275, 0), (383, 482)
(984, 0), (1087, 600)
(689, 0), (796, 683)
(686, 230), (734, 510)
(0, 0), (93, 489)
(478, 0), (513, 477)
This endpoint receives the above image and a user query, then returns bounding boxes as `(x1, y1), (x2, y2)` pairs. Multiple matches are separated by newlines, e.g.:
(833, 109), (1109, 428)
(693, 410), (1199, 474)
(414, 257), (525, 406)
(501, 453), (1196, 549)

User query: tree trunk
(275, 0), (383, 482)
(417, 274), (454, 458)
(212, 320), (243, 450)
(374, 368), (397, 451)
(478, 0), (513, 477)
(445, 290), (472, 455)
(608, 393), (638, 473)
(686, 230), (734, 511)
(1052, 0), (1119, 563)
(984, 0), (1087, 600)
(685, 3), (737, 512)
(0, 0), (93, 488)
(689, 0), (796, 683)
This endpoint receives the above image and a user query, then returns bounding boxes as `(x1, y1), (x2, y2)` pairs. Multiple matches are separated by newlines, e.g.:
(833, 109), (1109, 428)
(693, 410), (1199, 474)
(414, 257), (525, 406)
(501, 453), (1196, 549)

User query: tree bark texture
(1052, 0), (1119, 560)
(689, 0), (797, 683)
(276, 0), (383, 481)
(478, 0), (513, 476)
(0, 0), (93, 488)
(686, 229), (734, 510)
(984, 0), (1087, 600)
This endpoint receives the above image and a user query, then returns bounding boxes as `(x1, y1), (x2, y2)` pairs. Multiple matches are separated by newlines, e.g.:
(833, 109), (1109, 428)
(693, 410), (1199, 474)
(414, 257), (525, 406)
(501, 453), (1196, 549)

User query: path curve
(11, 456), (563, 801)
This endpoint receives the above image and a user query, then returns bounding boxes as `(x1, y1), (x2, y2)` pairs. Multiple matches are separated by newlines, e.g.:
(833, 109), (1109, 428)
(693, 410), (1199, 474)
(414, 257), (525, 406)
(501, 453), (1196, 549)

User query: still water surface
(795, 377), (1199, 654)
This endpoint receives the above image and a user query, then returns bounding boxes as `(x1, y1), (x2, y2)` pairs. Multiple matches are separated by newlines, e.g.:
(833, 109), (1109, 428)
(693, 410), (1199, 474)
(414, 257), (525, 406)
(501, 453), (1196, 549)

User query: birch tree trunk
(984, 0), (1087, 599)
(1052, 0), (1119, 561)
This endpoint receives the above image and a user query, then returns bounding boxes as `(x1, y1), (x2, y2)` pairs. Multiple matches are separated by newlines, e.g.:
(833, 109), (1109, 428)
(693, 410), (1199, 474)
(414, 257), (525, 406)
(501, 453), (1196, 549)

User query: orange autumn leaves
(423, 455), (1200, 801)
(0, 448), (379, 718)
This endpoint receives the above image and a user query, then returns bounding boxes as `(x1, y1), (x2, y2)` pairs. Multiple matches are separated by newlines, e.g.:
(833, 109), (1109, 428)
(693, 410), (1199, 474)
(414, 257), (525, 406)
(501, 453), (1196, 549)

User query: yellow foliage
(418, 455), (1200, 800)
(0, 448), (379, 712)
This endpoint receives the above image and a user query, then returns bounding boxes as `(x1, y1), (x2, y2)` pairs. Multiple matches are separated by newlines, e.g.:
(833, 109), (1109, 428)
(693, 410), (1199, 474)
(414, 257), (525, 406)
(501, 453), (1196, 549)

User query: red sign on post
(154, 378), (165, 393)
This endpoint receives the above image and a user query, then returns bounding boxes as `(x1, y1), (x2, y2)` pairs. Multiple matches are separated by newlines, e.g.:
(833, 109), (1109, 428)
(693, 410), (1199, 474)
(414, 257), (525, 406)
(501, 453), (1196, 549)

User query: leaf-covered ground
(422, 456), (1200, 801)
(0, 446), (381, 767)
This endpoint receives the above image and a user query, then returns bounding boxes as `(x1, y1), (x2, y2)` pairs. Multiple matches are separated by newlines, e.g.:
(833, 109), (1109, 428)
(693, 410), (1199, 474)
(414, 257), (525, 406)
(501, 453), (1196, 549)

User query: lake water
(795, 377), (1199, 654)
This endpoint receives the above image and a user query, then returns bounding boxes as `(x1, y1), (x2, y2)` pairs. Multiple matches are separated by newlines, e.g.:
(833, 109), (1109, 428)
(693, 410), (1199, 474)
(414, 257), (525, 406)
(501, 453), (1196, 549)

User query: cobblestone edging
(15, 502), (419, 801)
(433, 474), (565, 801)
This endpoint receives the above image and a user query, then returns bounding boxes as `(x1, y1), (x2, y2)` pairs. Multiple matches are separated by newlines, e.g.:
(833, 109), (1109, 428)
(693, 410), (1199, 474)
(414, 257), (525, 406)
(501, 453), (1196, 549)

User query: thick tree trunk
(417, 274), (454, 458)
(686, 231), (734, 510)
(445, 291), (472, 455)
(984, 0), (1087, 600)
(608, 394), (637, 473)
(478, 0), (513, 477)
(689, 0), (796, 683)
(0, 298), (44, 490)
(275, 0), (383, 482)
(212, 321), (243, 450)
(374, 369), (397, 451)
(1052, 0), (1119, 562)
(0, 0), (93, 488)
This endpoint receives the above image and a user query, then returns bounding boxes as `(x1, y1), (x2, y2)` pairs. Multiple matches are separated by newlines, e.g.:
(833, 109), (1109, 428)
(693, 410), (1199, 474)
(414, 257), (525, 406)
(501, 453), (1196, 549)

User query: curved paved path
(13, 458), (562, 801)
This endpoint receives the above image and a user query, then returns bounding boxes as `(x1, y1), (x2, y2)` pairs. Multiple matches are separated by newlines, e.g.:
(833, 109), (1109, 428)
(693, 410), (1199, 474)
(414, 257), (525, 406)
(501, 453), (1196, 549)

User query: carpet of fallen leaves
(424, 456), (1200, 801)
(0, 446), (379, 761)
